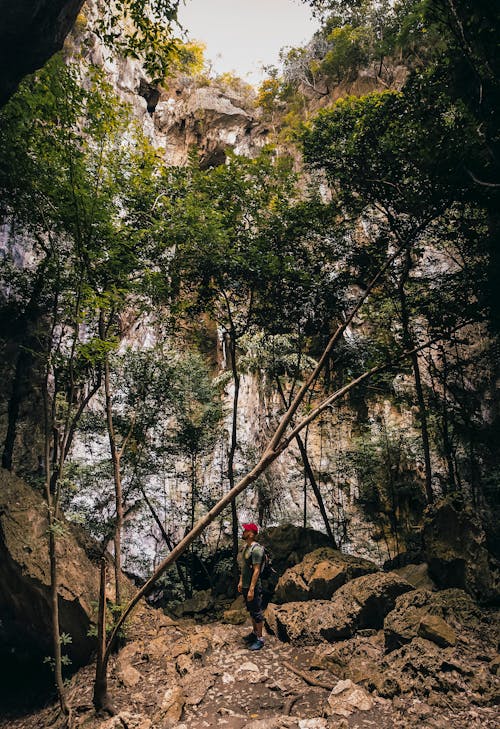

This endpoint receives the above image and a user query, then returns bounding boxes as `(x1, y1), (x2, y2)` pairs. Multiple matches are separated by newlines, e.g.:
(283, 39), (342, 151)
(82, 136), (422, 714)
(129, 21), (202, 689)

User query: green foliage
(162, 40), (206, 79)
(154, 150), (339, 343)
(301, 81), (476, 221)
(93, 0), (182, 81)
(320, 24), (371, 82)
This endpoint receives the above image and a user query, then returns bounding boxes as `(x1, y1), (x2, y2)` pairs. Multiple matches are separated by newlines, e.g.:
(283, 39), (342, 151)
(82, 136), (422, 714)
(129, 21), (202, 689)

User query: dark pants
(242, 586), (264, 623)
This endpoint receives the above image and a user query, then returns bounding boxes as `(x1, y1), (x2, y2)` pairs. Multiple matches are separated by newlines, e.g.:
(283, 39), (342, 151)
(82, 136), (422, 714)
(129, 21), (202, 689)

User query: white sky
(177, 0), (320, 86)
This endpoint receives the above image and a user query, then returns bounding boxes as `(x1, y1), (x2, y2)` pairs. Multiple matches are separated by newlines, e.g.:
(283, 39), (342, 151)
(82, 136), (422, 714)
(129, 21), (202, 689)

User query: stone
(384, 588), (479, 652)
(115, 641), (142, 687)
(299, 720), (329, 729)
(259, 524), (332, 575)
(423, 499), (500, 603)
(172, 589), (214, 616)
(223, 595), (248, 624)
(152, 685), (185, 728)
(418, 614), (457, 647)
(0, 469), (100, 668)
(238, 661), (260, 673)
(327, 679), (374, 717)
(189, 632), (211, 659)
(223, 607), (248, 624)
(245, 718), (296, 729)
(181, 666), (216, 706)
(313, 631), (384, 684)
(176, 653), (194, 676)
(267, 572), (413, 645)
(116, 662), (142, 687)
(370, 636), (499, 704)
(101, 713), (152, 729)
(274, 547), (377, 603)
(394, 563), (437, 591)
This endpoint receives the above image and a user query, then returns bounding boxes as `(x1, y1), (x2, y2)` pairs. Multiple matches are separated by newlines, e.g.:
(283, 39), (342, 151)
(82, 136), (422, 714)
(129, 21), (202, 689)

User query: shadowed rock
(0, 468), (99, 668)
(423, 499), (500, 604)
(384, 587), (479, 652)
(0, 0), (85, 106)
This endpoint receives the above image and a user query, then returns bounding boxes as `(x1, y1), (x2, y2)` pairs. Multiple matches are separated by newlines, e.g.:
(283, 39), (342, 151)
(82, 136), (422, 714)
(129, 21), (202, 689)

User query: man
(237, 522), (265, 651)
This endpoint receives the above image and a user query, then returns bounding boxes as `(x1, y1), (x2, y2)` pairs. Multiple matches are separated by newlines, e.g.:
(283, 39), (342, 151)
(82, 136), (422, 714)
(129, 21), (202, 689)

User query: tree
(0, 54), (162, 713)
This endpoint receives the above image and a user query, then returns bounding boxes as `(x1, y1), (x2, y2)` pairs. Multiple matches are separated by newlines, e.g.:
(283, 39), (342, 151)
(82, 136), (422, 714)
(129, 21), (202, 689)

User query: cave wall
(0, 0), (85, 107)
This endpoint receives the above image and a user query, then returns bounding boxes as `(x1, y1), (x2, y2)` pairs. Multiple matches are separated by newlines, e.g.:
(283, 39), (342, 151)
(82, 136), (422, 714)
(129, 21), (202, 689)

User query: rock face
(266, 572), (413, 644)
(423, 499), (500, 603)
(0, 469), (99, 667)
(153, 84), (266, 168)
(0, 0), (84, 106)
(274, 547), (378, 603)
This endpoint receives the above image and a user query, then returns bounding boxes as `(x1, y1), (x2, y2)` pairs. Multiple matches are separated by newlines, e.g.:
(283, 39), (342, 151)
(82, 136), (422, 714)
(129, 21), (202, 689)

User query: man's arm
(247, 563), (261, 600)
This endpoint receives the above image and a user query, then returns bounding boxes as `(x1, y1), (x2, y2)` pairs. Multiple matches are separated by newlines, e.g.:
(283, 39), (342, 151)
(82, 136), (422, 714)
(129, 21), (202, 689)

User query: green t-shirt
(241, 542), (265, 589)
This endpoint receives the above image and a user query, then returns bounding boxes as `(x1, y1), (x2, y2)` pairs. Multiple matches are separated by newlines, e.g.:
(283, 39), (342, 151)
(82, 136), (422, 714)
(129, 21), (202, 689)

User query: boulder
(259, 524), (332, 576)
(418, 614), (456, 647)
(172, 589), (214, 617)
(0, 469), (99, 668)
(266, 572), (413, 645)
(393, 563), (436, 591)
(223, 595), (247, 625)
(266, 599), (354, 644)
(274, 547), (377, 603)
(370, 637), (498, 706)
(423, 499), (500, 603)
(384, 588), (480, 652)
(313, 631), (385, 684)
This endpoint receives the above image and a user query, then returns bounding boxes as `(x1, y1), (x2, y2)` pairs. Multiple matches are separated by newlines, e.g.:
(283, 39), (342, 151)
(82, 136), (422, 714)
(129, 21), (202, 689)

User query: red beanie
(242, 522), (259, 534)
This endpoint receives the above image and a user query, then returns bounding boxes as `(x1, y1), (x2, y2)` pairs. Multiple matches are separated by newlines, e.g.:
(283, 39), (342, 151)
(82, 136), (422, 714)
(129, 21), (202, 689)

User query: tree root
(283, 661), (335, 690)
(283, 694), (299, 715)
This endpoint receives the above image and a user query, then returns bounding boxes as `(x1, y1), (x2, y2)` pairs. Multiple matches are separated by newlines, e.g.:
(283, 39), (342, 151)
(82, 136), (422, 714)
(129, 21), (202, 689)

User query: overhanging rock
(0, 469), (99, 667)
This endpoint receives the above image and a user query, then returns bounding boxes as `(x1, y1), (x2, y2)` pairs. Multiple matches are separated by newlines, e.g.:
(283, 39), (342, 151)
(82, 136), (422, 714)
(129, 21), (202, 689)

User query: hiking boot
(248, 638), (264, 651)
(242, 631), (257, 644)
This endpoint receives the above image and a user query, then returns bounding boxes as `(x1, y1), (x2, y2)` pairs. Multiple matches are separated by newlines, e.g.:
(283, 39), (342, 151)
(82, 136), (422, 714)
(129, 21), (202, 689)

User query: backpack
(251, 543), (276, 579)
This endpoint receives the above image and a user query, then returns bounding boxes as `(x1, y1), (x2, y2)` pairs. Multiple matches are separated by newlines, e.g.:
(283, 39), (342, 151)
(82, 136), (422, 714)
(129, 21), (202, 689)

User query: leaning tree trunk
(139, 483), (190, 598)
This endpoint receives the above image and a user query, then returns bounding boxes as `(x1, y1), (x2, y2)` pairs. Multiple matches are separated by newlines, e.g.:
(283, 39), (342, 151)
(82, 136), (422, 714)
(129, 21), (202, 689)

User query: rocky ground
(1, 513), (499, 729)
(0, 591), (498, 729)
